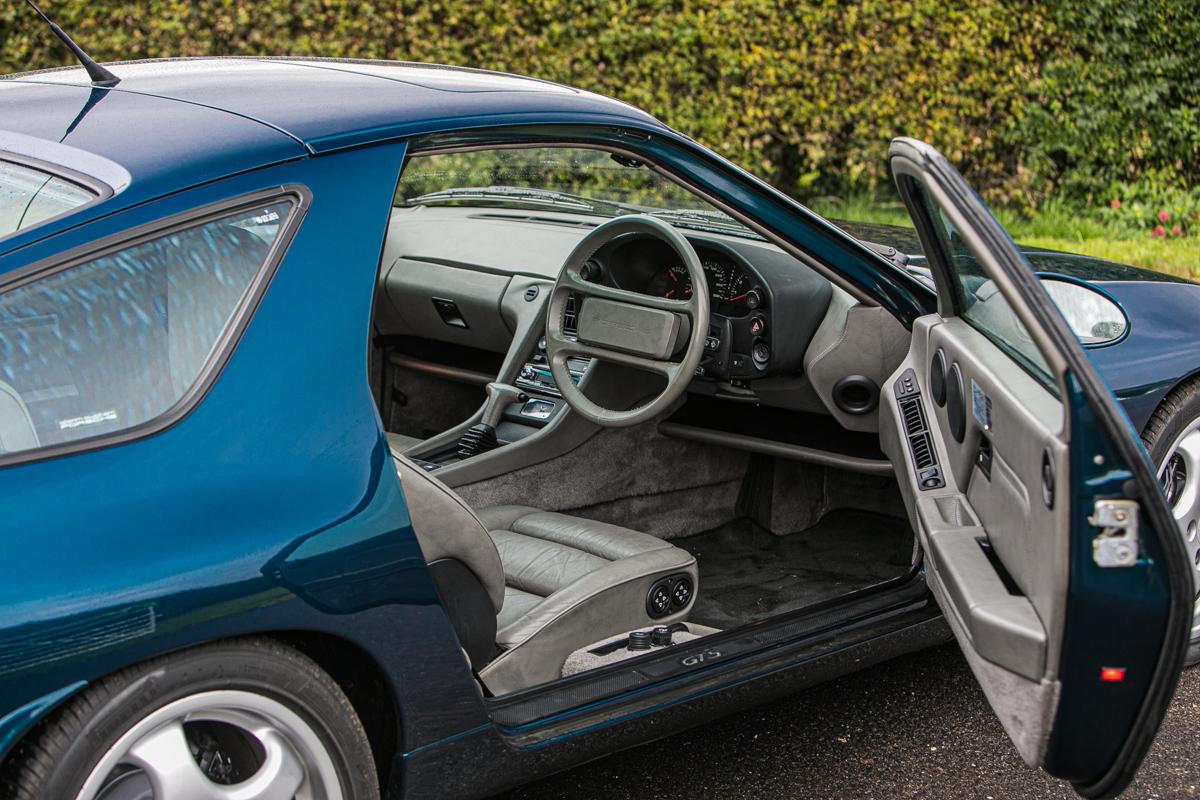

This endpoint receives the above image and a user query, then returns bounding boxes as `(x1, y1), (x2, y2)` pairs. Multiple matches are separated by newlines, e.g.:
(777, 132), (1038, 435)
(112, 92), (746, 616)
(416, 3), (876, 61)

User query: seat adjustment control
(646, 573), (695, 618)
(628, 630), (652, 651)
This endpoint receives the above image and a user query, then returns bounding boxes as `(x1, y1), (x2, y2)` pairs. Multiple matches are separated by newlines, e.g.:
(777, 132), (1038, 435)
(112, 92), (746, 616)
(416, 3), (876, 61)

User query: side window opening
(0, 198), (295, 458)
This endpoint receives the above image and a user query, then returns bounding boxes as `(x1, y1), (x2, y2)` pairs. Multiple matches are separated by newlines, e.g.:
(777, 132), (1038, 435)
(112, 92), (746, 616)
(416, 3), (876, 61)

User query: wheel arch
(1139, 368), (1200, 443)
(272, 630), (402, 791)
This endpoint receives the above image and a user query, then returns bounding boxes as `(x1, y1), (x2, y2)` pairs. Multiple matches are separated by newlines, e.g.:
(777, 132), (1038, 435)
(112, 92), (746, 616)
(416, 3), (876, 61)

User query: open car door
(882, 138), (1192, 798)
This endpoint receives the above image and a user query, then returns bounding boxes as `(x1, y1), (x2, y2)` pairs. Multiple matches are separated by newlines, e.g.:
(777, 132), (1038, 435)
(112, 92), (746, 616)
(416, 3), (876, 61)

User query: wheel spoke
(224, 727), (306, 800)
(551, 336), (679, 378)
(126, 721), (225, 800)
(562, 269), (692, 315)
(1169, 429), (1200, 526)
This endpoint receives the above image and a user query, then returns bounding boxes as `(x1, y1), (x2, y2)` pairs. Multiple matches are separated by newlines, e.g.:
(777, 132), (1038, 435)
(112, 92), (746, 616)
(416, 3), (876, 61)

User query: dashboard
(376, 207), (834, 384)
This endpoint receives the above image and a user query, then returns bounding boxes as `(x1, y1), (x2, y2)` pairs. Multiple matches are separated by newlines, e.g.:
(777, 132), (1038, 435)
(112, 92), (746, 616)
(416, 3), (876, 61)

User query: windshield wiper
(404, 186), (641, 215)
(405, 186), (761, 239)
(647, 208), (761, 239)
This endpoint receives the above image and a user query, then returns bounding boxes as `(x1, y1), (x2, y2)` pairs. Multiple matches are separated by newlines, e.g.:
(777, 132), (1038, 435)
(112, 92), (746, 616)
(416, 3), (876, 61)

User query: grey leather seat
(392, 450), (697, 695)
(0, 380), (38, 453)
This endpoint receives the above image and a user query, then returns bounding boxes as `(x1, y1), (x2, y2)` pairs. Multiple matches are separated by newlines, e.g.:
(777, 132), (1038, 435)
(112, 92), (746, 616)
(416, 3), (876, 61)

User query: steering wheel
(546, 215), (709, 427)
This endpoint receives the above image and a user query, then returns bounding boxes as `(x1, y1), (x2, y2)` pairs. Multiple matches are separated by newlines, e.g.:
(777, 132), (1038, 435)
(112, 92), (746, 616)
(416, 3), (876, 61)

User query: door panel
(882, 315), (1061, 762)
(884, 137), (1191, 797)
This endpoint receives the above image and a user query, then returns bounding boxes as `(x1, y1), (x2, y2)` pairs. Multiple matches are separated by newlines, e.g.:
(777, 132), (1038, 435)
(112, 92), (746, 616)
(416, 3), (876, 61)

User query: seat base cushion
(475, 505), (697, 694)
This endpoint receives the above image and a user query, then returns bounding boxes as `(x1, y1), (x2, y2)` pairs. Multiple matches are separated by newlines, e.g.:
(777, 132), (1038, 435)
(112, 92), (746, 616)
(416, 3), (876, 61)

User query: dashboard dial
(649, 263), (693, 300)
(725, 270), (752, 304)
(702, 259), (730, 300)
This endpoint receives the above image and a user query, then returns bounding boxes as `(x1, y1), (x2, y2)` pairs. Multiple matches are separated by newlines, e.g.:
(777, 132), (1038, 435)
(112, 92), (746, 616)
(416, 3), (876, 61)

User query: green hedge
(1, 1), (1196, 210)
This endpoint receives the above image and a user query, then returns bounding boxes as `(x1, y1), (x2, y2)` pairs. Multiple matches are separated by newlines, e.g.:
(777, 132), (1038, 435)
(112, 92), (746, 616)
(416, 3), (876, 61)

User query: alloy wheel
(76, 690), (342, 800)
(1157, 419), (1200, 638)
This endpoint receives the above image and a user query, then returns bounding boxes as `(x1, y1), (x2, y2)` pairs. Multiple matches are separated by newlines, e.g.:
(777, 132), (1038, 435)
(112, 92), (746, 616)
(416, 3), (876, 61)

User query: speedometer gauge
(702, 259), (729, 301)
(726, 270), (752, 304)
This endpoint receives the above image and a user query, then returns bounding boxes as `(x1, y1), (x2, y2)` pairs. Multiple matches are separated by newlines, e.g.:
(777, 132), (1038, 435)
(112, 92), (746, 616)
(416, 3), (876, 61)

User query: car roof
(4, 56), (664, 155)
(0, 58), (667, 251)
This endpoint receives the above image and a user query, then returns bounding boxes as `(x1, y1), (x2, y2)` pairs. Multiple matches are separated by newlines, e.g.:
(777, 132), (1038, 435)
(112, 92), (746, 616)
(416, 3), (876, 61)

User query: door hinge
(1090, 498), (1140, 568)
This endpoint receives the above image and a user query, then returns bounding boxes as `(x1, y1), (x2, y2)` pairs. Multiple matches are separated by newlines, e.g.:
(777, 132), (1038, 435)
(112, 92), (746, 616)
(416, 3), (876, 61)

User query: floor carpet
(677, 510), (915, 629)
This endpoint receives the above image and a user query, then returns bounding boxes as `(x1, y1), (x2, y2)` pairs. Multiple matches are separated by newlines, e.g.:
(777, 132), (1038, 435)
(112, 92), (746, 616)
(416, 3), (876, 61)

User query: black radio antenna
(23, 0), (119, 87)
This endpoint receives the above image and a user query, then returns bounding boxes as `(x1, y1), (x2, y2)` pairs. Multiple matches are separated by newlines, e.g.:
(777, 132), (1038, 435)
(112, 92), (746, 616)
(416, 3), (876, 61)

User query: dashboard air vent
(564, 294), (578, 336)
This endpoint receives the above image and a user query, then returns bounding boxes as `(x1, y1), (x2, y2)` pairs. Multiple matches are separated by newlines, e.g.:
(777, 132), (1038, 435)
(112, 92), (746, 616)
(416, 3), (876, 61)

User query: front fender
(1088, 280), (1200, 432)
(0, 682), (87, 762)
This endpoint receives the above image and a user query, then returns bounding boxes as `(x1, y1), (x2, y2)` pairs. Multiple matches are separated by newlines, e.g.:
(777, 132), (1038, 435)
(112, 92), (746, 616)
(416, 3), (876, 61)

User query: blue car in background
(0, 56), (1196, 800)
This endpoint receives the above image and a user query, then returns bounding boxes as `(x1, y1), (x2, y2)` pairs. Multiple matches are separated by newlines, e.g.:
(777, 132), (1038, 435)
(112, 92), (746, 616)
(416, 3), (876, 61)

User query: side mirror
(1039, 275), (1129, 346)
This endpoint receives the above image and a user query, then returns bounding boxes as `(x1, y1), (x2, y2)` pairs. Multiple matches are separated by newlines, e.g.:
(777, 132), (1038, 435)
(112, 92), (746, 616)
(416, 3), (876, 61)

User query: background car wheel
(1143, 378), (1200, 666)
(2, 638), (379, 800)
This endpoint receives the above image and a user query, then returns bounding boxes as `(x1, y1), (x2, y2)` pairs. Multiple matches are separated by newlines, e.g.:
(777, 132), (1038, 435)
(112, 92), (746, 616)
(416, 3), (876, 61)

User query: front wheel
(3, 638), (379, 800)
(1143, 379), (1200, 665)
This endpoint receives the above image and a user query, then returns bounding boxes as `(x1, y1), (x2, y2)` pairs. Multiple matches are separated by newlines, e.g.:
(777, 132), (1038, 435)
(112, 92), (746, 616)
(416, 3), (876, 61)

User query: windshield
(0, 159), (96, 239)
(395, 146), (759, 239)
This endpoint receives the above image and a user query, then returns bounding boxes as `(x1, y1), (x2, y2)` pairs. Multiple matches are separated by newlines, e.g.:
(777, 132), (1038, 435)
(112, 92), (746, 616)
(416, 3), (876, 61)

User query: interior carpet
(678, 510), (915, 629)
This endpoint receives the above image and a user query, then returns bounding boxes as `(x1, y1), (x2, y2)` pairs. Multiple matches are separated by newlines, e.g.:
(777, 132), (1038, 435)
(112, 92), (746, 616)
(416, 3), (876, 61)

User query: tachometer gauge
(648, 263), (693, 300)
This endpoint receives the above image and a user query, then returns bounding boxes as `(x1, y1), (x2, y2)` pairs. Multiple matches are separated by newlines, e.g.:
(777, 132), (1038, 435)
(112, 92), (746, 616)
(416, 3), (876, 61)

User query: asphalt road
(500, 644), (1200, 800)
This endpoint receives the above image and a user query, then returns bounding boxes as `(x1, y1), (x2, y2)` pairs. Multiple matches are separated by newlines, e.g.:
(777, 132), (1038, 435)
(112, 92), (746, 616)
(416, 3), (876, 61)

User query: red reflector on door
(1100, 667), (1126, 682)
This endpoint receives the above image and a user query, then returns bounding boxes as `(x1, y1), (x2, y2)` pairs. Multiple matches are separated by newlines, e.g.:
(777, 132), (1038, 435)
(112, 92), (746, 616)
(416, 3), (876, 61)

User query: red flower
(1111, 198), (1121, 209)
(1172, 224), (1183, 236)
(1153, 225), (1167, 238)
(1158, 209), (1171, 223)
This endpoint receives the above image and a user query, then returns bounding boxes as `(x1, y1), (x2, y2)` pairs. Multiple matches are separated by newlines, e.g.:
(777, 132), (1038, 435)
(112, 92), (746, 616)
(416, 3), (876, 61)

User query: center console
(407, 335), (592, 472)
(515, 336), (590, 400)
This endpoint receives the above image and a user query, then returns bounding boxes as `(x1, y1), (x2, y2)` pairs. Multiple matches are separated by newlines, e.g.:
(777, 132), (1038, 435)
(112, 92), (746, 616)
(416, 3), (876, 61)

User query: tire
(1142, 378), (1200, 666)
(1, 638), (380, 800)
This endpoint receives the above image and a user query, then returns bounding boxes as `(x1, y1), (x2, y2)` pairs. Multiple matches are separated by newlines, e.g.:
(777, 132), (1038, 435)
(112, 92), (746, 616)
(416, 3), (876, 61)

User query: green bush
(1013, 0), (1200, 208)
(0, 1), (1195, 214)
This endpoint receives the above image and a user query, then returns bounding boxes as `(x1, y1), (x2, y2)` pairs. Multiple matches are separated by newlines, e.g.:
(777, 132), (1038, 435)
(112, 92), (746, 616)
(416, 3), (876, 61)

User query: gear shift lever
(458, 382), (526, 458)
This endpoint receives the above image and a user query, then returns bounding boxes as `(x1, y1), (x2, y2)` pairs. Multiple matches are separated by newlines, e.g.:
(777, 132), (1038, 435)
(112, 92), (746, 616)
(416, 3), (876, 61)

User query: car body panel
(0, 143), (498, 790)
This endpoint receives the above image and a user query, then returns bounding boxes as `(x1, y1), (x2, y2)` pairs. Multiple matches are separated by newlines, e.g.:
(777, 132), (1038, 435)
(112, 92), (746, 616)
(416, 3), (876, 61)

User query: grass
(809, 195), (1200, 280)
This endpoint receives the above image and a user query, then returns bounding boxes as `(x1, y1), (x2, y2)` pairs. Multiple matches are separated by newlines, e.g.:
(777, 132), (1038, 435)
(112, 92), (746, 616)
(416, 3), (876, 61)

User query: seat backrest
(0, 379), (37, 453)
(392, 451), (506, 614)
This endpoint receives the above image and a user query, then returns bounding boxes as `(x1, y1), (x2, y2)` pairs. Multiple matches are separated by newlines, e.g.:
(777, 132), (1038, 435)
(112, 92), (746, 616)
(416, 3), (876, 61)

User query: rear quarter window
(0, 198), (296, 459)
(0, 159), (98, 238)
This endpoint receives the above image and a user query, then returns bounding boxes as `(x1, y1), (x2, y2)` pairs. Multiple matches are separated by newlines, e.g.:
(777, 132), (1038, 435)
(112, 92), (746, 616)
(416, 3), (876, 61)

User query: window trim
(0, 185), (311, 470)
(0, 151), (114, 243)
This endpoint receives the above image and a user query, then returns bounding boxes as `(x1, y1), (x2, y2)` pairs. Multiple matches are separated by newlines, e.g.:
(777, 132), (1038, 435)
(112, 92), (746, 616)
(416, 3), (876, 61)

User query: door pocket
(917, 493), (1047, 680)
